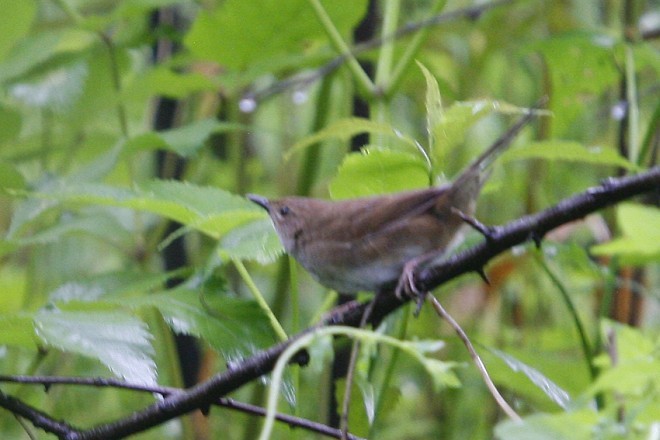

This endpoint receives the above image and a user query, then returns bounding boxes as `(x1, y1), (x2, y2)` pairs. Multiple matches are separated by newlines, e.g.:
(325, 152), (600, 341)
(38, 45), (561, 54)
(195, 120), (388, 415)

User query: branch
(243, 0), (514, 103)
(3, 168), (658, 439)
(417, 167), (660, 291)
(0, 376), (364, 440)
(0, 390), (76, 438)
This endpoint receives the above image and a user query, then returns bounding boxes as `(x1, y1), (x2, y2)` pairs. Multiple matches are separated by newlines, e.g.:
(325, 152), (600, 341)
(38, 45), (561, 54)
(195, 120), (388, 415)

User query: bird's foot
(395, 259), (428, 317)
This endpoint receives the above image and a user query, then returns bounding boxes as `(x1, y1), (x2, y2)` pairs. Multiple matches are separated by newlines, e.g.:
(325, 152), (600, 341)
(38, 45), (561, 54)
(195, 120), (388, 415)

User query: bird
(248, 109), (536, 298)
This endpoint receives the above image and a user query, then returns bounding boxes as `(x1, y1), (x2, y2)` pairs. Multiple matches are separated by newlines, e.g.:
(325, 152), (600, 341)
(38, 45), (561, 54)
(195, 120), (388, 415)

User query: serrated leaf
(419, 358), (460, 390)
(15, 209), (133, 249)
(27, 179), (263, 240)
(489, 347), (572, 409)
(591, 203), (660, 264)
(35, 308), (156, 385)
(219, 218), (284, 264)
(124, 289), (278, 360)
(47, 270), (184, 303)
(287, 118), (419, 159)
(328, 148), (429, 199)
(501, 140), (637, 169)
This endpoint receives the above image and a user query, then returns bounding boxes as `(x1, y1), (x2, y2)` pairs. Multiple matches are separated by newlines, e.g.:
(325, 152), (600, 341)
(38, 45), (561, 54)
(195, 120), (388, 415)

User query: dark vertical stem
(150, 8), (201, 390)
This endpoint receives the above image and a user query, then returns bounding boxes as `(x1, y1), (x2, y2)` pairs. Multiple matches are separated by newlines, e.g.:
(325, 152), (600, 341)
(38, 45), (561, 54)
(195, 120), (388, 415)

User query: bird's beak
(247, 194), (270, 212)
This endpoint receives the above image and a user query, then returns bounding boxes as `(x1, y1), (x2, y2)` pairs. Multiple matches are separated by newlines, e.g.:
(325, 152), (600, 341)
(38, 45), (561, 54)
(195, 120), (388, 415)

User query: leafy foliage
(0, 0), (657, 439)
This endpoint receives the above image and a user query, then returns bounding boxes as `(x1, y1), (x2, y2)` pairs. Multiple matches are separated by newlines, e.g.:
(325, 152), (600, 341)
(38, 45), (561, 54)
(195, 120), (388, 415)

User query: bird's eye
(279, 206), (290, 216)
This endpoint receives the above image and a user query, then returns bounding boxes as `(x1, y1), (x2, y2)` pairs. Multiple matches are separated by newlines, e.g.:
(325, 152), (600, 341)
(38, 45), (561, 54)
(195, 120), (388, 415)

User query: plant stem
(307, 0), (375, 96)
(233, 259), (288, 342)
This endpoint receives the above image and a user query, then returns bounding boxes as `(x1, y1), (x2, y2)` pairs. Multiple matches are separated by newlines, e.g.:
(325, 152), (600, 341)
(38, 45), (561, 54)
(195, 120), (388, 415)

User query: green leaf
(532, 32), (619, 135)
(133, 119), (247, 157)
(125, 119), (247, 157)
(419, 358), (460, 391)
(287, 118), (419, 159)
(0, 0), (36, 62)
(429, 100), (526, 174)
(127, 67), (217, 100)
(184, 0), (368, 71)
(335, 378), (370, 437)
(0, 105), (22, 144)
(124, 289), (278, 359)
(218, 218), (284, 264)
(591, 203), (660, 264)
(495, 411), (599, 440)
(13, 209), (133, 249)
(589, 320), (660, 396)
(35, 308), (156, 385)
(0, 314), (37, 348)
(28, 179), (263, 240)
(0, 0), (37, 61)
(401, 339), (459, 390)
(47, 270), (184, 303)
(328, 148), (429, 199)
(0, 162), (26, 192)
(9, 61), (88, 112)
(416, 61), (443, 150)
(501, 140), (637, 169)
(0, 29), (95, 84)
(488, 348), (572, 409)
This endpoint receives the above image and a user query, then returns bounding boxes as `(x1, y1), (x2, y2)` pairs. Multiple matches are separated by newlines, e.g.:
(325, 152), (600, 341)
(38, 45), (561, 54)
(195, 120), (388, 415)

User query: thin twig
(427, 294), (522, 422)
(0, 375), (364, 440)
(340, 298), (377, 439)
(243, 0), (514, 103)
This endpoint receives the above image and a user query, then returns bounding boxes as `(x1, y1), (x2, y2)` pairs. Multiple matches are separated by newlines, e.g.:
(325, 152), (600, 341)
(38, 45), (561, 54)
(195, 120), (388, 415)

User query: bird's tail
(448, 99), (545, 214)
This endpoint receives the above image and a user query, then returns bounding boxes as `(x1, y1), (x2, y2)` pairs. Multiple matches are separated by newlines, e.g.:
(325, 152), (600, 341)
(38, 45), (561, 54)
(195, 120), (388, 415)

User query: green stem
(99, 33), (130, 139)
(369, 307), (409, 438)
(374, 0), (401, 88)
(624, 45), (639, 164)
(149, 310), (196, 440)
(637, 99), (659, 166)
(52, 0), (84, 24)
(534, 252), (597, 381)
(307, 0), (375, 96)
(296, 75), (333, 195)
(387, 0), (447, 96)
(233, 259), (288, 342)
(259, 326), (440, 440)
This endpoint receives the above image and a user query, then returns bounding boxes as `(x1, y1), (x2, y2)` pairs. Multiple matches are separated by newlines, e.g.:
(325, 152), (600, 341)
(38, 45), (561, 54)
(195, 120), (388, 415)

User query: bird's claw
(395, 261), (427, 317)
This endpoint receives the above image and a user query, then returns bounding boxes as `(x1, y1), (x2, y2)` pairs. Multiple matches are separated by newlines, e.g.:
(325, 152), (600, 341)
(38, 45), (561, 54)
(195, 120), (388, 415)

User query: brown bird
(248, 110), (535, 298)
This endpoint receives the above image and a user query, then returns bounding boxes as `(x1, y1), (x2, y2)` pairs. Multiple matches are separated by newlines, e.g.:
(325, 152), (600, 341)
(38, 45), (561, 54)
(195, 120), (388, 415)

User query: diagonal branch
(2, 167), (658, 439)
(0, 390), (77, 438)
